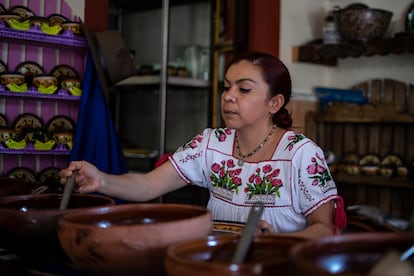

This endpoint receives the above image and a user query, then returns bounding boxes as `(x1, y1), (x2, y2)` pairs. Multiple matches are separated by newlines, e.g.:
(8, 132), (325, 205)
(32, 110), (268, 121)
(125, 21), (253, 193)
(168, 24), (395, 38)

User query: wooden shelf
(314, 111), (414, 123)
(114, 75), (210, 88)
(333, 172), (414, 189)
(292, 33), (414, 66)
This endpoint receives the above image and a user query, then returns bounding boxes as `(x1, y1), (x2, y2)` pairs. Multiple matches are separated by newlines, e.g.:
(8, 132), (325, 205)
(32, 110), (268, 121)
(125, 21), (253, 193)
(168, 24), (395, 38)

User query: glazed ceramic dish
(0, 73), (25, 86)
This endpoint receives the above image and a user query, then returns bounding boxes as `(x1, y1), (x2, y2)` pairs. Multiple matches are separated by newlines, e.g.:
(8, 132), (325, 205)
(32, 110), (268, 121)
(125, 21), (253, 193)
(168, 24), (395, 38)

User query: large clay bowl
(165, 234), (306, 276)
(0, 193), (115, 259)
(333, 8), (392, 41)
(289, 232), (414, 275)
(58, 203), (212, 276)
(0, 177), (30, 196)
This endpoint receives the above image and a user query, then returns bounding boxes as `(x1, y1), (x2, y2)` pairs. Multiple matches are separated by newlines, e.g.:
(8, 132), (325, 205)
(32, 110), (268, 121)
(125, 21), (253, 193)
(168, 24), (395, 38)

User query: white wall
(65, 0), (84, 20)
(122, 2), (211, 67)
(280, 0), (413, 99)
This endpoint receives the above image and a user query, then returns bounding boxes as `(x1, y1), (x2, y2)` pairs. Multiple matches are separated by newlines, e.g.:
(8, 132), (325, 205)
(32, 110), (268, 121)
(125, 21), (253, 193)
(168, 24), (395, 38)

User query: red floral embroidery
(214, 128), (232, 142)
(307, 152), (332, 187)
(285, 133), (305, 151)
(244, 164), (283, 199)
(211, 159), (242, 193)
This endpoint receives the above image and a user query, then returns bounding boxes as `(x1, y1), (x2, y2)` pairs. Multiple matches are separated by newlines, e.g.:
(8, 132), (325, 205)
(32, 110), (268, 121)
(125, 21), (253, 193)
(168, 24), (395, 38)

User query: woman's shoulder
(279, 130), (324, 155)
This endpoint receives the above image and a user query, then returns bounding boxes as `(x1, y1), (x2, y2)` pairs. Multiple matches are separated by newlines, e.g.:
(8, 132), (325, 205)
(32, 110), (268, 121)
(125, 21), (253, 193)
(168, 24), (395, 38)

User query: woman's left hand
(256, 219), (275, 234)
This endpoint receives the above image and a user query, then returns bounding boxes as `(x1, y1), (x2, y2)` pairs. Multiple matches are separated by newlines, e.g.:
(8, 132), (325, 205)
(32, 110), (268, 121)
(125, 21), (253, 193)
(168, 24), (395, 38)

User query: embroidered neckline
(235, 125), (276, 166)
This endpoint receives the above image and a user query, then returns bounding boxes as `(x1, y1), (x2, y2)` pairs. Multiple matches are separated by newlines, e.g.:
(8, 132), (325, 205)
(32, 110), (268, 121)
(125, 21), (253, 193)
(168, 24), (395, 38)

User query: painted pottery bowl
(0, 73), (25, 86)
(28, 15), (49, 27)
(165, 234), (306, 276)
(52, 130), (73, 143)
(32, 75), (58, 88)
(0, 127), (16, 142)
(61, 21), (82, 36)
(60, 77), (81, 89)
(60, 77), (82, 96)
(58, 203), (212, 275)
(0, 12), (22, 27)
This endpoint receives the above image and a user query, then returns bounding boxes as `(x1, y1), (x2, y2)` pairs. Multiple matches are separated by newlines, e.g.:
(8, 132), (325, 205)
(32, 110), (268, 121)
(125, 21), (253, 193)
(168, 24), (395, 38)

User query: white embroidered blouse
(169, 128), (339, 233)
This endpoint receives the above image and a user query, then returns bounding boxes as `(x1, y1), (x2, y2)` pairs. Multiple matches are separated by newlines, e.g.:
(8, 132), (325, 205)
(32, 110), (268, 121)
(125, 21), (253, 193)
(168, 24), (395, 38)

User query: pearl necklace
(235, 125), (276, 166)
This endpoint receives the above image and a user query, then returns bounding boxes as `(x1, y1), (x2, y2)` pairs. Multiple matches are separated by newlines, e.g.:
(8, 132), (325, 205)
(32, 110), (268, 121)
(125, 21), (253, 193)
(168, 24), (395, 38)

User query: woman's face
(221, 60), (275, 129)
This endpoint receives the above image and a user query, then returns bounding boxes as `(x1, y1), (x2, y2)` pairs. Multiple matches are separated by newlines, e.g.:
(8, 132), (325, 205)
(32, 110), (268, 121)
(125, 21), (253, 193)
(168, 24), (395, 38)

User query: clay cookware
(0, 177), (30, 196)
(0, 193), (115, 260)
(57, 203), (212, 276)
(289, 232), (414, 275)
(165, 234), (307, 276)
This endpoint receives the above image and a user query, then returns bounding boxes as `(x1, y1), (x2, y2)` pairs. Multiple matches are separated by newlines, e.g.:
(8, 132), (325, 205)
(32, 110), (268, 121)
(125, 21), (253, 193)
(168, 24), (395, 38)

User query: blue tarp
(70, 52), (128, 184)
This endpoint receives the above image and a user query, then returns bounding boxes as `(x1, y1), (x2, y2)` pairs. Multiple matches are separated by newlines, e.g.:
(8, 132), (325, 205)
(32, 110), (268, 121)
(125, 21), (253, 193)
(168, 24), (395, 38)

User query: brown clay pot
(289, 232), (414, 275)
(0, 193), (115, 260)
(165, 234), (307, 276)
(57, 203), (212, 276)
(0, 177), (30, 196)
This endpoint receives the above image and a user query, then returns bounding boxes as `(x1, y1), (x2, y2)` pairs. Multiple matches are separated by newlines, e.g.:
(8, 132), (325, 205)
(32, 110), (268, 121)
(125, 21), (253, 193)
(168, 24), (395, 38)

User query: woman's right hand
(59, 160), (104, 193)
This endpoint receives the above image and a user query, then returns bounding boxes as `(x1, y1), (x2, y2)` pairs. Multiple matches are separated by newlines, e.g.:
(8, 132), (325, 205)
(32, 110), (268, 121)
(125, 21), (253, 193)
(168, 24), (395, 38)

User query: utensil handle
(231, 202), (264, 264)
(59, 170), (78, 210)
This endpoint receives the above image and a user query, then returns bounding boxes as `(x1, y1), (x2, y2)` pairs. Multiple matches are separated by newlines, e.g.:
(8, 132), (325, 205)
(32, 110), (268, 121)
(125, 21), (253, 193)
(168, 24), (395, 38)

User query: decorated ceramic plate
(212, 220), (244, 235)
(6, 167), (37, 185)
(0, 113), (7, 127)
(47, 13), (69, 26)
(15, 61), (44, 83)
(8, 5), (35, 19)
(381, 154), (403, 166)
(46, 115), (75, 136)
(38, 167), (61, 186)
(341, 152), (360, 165)
(13, 113), (44, 141)
(0, 60), (7, 74)
(359, 154), (380, 166)
(50, 64), (79, 83)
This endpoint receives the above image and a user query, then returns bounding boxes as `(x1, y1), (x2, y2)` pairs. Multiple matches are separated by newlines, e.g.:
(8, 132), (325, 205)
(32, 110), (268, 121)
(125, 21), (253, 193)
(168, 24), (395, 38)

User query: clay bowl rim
(0, 193), (116, 214)
(58, 202), (212, 227)
(289, 232), (414, 275)
(166, 233), (308, 270)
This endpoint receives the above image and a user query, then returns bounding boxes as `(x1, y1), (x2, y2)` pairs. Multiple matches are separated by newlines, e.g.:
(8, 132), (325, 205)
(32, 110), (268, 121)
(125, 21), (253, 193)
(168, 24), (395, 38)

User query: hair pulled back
(226, 51), (293, 129)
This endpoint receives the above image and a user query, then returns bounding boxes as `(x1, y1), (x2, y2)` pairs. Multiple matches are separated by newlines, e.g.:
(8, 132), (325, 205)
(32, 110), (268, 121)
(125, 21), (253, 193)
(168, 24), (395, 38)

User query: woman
(60, 51), (346, 238)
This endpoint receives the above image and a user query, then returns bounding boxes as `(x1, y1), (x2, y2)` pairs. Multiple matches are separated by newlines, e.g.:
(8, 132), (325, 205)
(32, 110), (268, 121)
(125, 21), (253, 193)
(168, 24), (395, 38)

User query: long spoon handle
(59, 170), (78, 210)
(231, 202), (264, 264)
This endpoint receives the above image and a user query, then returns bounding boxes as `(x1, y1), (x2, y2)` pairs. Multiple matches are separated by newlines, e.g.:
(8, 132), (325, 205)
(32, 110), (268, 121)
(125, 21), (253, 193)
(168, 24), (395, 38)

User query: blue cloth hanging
(70, 52), (128, 202)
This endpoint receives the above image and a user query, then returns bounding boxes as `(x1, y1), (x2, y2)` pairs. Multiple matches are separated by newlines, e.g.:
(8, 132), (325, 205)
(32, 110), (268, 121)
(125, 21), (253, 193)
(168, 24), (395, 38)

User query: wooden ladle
(231, 201), (264, 264)
(59, 170), (78, 210)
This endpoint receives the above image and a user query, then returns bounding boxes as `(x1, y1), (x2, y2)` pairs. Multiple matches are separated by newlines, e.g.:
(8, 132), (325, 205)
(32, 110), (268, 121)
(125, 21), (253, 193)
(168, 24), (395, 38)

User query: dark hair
(226, 51), (292, 129)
